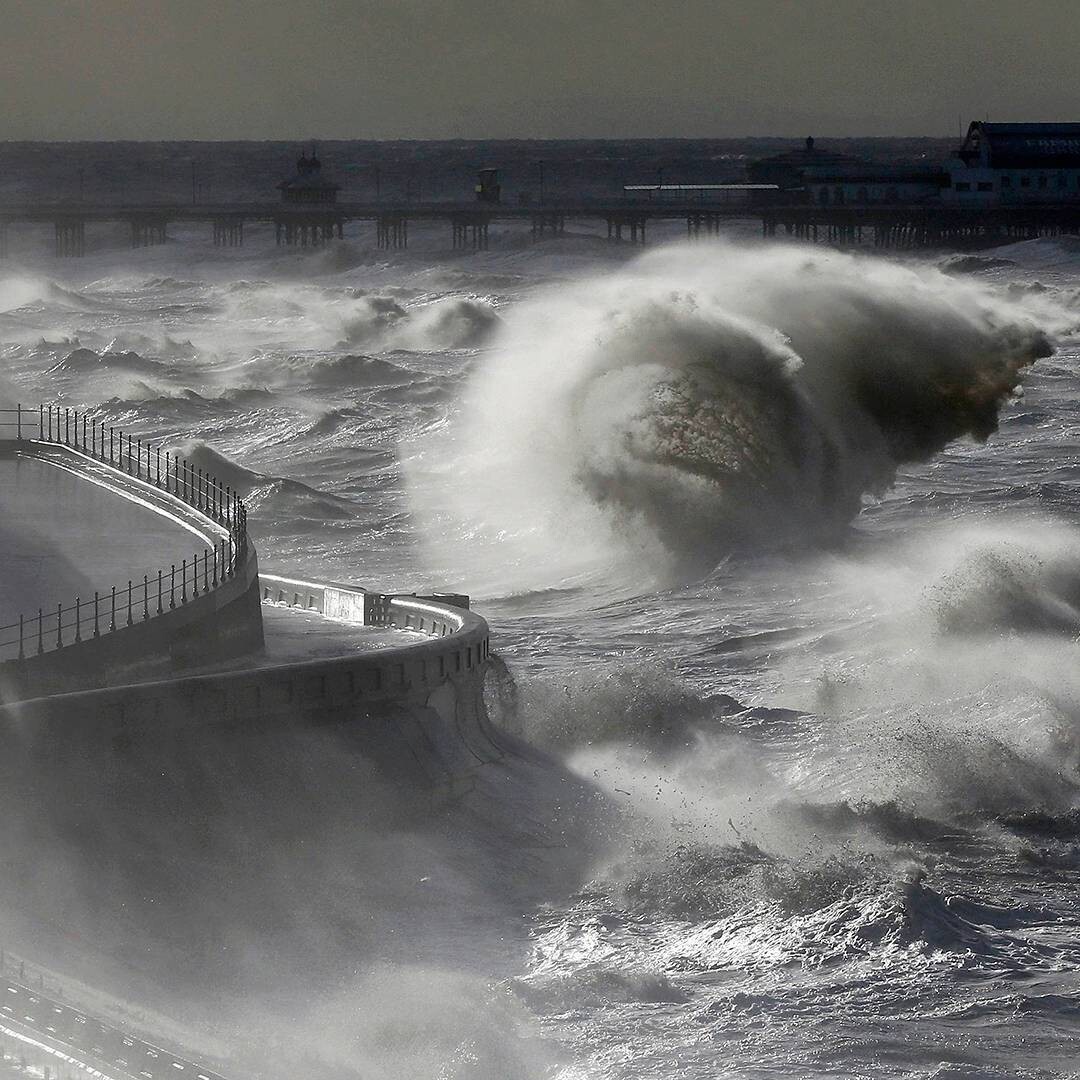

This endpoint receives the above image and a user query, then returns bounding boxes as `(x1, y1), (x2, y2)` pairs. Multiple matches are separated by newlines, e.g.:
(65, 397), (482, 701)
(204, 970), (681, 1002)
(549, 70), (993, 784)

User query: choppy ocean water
(2, 142), (1080, 1078)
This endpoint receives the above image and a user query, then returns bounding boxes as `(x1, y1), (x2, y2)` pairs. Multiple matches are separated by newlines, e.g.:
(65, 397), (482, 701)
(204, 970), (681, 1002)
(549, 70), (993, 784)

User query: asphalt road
(0, 979), (230, 1080)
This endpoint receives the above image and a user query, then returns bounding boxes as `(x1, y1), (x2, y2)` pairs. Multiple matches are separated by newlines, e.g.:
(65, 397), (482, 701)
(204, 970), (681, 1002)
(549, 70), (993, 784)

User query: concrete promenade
(0, 403), (503, 1080)
(0, 455), (209, 631)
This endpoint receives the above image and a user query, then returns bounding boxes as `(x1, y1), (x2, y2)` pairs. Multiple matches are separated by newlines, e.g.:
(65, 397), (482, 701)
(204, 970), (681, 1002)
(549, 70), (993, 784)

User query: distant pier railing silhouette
(0, 404), (250, 666)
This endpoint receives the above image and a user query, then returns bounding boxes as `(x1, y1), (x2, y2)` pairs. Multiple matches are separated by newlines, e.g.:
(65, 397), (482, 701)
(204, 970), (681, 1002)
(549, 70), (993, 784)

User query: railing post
(143, 575), (149, 620)
(181, 559), (187, 603)
(15, 403), (20, 441)
(126, 581), (133, 626)
(137, 438), (142, 478)
(203, 548), (209, 592)
(156, 446), (161, 486)
(109, 427), (114, 464)
(74, 597), (81, 643)
(109, 586), (116, 632)
(64, 408), (70, 445)
(197, 467), (204, 509)
(212, 544), (218, 587)
(170, 564), (176, 609)
(37, 609), (43, 655)
(93, 592), (100, 637)
(192, 552), (200, 597)
(55, 603), (62, 649)
(157, 569), (163, 614)
(81, 413), (86, 451)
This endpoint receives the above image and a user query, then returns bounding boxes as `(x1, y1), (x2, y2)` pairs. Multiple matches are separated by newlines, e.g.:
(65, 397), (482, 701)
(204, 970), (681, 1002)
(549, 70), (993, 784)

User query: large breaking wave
(409, 244), (1053, 588)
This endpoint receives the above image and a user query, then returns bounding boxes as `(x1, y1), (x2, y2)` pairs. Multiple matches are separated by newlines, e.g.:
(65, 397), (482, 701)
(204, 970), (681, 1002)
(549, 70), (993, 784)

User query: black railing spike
(203, 548), (209, 592)
(93, 591), (100, 637)
(143, 575), (149, 620)
(193, 552), (199, 597)
(157, 569), (163, 615)
(126, 581), (133, 626)
(170, 564), (176, 609)
(56, 602), (62, 649)
(181, 559), (187, 603)
(37, 609), (43, 655)
(110, 586), (116, 632)
(74, 597), (81, 643)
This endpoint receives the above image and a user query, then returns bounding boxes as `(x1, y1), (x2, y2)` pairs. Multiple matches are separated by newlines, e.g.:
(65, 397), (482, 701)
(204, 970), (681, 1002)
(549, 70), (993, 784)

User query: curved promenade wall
(0, 592), (502, 802)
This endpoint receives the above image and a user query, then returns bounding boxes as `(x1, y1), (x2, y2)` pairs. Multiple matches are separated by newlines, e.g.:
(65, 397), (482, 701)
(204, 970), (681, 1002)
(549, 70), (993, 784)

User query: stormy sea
(3, 140), (1080, 1079)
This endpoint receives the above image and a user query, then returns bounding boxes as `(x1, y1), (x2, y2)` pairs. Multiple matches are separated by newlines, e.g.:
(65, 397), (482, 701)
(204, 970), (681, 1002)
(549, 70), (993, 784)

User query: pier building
(945, 122), (1080, 205)
(277, 147), (340, 204)
(746, 136), (865, 197)
(803, 165), (945, 206)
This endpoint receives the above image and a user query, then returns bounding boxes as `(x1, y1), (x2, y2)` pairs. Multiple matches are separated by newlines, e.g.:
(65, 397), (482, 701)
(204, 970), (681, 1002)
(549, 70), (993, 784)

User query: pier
(3, 197), (1080, 255)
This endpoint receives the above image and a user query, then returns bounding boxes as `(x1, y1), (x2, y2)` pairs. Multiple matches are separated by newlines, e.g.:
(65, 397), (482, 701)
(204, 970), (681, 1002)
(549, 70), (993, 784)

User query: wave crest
(411, 244), (1052, 588)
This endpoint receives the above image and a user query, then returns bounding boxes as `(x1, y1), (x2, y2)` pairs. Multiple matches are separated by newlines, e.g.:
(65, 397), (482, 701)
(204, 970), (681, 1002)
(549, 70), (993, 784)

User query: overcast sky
(1, 0), (1076, 140)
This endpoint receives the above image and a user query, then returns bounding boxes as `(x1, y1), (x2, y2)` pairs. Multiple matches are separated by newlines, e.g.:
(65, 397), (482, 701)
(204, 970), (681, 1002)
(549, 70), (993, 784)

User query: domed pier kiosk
(0, 404), (516, 1080)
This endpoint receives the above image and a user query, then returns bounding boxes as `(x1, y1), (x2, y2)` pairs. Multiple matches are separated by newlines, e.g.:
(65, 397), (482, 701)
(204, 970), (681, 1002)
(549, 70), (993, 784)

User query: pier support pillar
(607, 213), (647, 245)
(274, 214), (343, 247)
(130, 218), (168, 248)
(530, 212), (565, 241)
(54, 220), (86, 257)
(451, 214), (490, 251)
(376, 214), (408, 249)
(212, 218), (244, 247)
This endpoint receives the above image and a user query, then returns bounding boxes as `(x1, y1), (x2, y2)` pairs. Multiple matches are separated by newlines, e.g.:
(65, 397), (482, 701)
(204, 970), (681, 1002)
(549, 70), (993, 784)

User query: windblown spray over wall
(411, 244), (1053, 588)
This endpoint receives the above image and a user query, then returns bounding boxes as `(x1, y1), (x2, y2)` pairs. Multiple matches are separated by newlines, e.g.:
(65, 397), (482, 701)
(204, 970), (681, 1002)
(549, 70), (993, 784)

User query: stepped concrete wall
(0, 594), (501, 801)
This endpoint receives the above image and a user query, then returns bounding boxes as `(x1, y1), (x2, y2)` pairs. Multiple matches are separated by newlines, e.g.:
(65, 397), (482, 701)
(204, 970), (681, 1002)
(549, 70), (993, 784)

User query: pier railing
(0, 404), (250, 664)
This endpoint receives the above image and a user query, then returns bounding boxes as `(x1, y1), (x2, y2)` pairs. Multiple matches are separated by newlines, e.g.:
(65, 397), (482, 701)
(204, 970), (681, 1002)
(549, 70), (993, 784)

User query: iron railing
(0, 404), (250, 663)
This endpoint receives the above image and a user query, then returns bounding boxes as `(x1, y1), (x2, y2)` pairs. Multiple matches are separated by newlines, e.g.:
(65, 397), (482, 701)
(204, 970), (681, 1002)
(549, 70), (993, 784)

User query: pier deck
(4, 197), (1080, 252)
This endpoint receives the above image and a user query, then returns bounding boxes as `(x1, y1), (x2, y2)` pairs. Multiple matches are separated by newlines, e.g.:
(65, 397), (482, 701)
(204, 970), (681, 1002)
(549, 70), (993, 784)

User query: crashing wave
(412, 244), (1053, 587)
